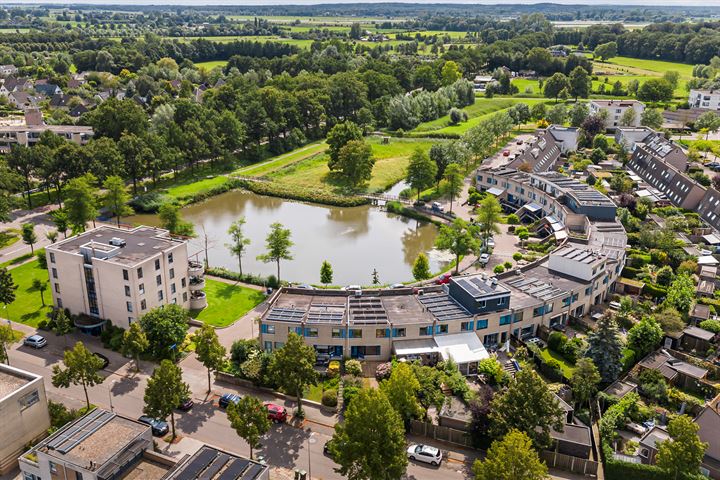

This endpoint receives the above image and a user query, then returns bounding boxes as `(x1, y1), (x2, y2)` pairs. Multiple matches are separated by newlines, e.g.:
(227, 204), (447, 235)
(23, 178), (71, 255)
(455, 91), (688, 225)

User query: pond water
(128, 189), (451, 285)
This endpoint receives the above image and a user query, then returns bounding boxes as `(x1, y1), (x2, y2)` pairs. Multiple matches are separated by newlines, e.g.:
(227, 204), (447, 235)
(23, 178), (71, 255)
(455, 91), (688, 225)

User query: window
(264, 341), (273, 353)
(171, 284), (176, 294)
(288, 326), (303, 335)
(461, 321), (474, 331)
(158, 290), (164, 302)
(435, 324), (448, 335)
(483, 333), (499, 347)
(562, 296), (571, 307)
(585, 287), (591, 296)
(392, 328), (406, 337)
(261, 324), (275, 334)
(274, 342), (284, 350)
(139, 283), (145, 295)
(54, 283), (60, 293)
(533, 306), (544, 317)
(419, 326), (432, 336)
(52, 268), (58, 279)
(57, 298), (63, 308)
(18, 390), (39, 410)
(168, 253), (173, 263)
(123, 269), (128, 280)
(125, 285), (131, 297)
(137, 267), (143, 279)
(156, 275), (162, 286)
(155, 259), (161, 270)
(183, 292), (188, 302)
(476, 319), (488, 330)
(50, 252), (55, 263)
(349, 329), (362, 338)
(499, 314), (512, 325)
(140, 299), (147, 310)
(497, 297), (506, 306)
(353, 346), (381, 357)
(49, 462), (57, 474)
(181, 278), (186, 288)
(332, 328), (345, 338)
(305, 328), (318, 337)
(75, 472), (83, 480)
(169, 268), (175, 279)
(478, 300), (487, 308)
(376, 328), (389, 338)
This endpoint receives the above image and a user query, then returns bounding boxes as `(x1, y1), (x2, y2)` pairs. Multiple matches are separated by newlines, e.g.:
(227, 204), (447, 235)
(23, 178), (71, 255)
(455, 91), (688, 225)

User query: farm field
(194, 60), (228, 70)
(595, 55), (694, 79)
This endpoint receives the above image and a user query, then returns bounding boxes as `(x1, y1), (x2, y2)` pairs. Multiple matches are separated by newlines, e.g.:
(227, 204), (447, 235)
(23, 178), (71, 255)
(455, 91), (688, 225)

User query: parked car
(516, 139), (524, 145)
(479, 253), (490, 266)
(177, 398), (194, 411)
(218, 393), (241, 409)
(431, 201), (444, 212)
(485, 237), (495, 249)
(137, 416), (169, 436)
(93, 352), (109, 369)
(390, 283), (405, 289)
(502, 150), (510, 156)
(293, 284), (315, 290)
(264, 403), (288, 423)
(435, 273), (452, 285)
(551, 323), (567, 332)
(23, 335), (47, 349)
(342, 285), (362, 292)
(407, 444), (443, 466)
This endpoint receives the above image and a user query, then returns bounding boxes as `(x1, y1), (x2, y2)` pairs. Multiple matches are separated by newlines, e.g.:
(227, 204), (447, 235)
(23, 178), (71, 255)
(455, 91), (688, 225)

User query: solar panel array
(172, 446), (265, 480)
(349, 297), (388, 324)
(46, 408), (115, 454)
(505, 276), (566, 301)
(265, 307), (305, 323)
(454, 276), (508, 298)
(307, 303), (345, 324)
(419, 294), (471, 321)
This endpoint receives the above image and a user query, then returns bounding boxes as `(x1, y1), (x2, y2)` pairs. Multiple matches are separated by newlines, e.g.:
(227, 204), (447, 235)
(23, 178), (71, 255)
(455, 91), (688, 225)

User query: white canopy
(393, 332), (489, 366)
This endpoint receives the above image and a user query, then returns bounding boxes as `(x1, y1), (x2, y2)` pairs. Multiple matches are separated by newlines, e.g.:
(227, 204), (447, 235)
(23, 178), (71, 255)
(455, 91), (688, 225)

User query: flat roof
(451, 275), (510, 299)
(551, 424), (592, 447)
(167, 445), (268, 480)
(116, 457), (169, 480)
(552, 246), (605, 267)
(49, 226), (183, 267)
(0, 368), (33, 399)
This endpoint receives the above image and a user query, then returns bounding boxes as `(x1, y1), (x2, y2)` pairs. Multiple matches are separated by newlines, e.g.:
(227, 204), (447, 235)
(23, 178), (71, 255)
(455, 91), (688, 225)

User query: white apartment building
(689, 89), (720, 110)
(590, 99), (645, 129)
(0, 364), (51, 475)
(45, 226), (206, 331)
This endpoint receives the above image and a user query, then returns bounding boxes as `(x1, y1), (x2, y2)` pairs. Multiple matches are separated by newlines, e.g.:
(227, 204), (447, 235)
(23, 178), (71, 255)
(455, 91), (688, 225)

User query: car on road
(407, 444), (442, 466)
(479, 253), (490, 266)
(218, 393), (241, 409)
(485, 237), (495, 249)
(93, 352), (109, 369)
(502, 150), (510, 156)
(177, 398), (194, 411)
(264, 402), (288, 423)
(435, 273), (452, 285)
(23, 335), (47, 349)
(137, 416), (169, 436)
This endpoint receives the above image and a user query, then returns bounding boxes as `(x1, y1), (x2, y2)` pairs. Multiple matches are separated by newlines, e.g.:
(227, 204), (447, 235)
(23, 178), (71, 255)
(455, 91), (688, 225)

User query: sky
(7, 0), (720, 5)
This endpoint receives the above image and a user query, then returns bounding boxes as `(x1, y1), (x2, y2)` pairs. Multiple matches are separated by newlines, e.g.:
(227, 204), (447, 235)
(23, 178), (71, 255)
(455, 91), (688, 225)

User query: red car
(436, 273), (452, 285)
(264, 403), (288, 423)
(502, 150), (510, 156)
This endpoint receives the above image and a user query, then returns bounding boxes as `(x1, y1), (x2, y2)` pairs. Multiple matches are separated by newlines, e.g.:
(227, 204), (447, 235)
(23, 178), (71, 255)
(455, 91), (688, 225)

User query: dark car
(93, 352), (109, 369)
(218, 393), (241, 409)
(264, 402), (287, 423)
(137, 416), (169, 436)
(177, 398), (194, 411)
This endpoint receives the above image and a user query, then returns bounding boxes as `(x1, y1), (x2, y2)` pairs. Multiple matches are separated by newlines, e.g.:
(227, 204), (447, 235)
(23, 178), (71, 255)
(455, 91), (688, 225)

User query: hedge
(605, 460), (667, 480)
(206, 266), (279, 288)
(642, 282), (667, 298)
(621, 266), (640, 279)
(236, 179), (370, 207)
(386, 201), (441, 225)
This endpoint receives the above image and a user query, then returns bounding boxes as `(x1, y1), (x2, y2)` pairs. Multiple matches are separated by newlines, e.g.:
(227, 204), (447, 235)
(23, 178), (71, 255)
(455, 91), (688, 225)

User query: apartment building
(19, 408), (269, 480)
(0, 365), (51, 475)
(45, 226), (205, 331)
(508, 125), (578, 173)
(0, 110), (93, 153)
(689, 89), (720, 110)
(589, 99), (645, 129)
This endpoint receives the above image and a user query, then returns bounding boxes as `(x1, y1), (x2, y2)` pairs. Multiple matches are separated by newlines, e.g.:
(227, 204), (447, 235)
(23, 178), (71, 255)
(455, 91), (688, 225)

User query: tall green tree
(327, 121), (363, 170)
(696, 111), (720, 140)
(406, 148), (437, 201)
(21, 223), (37, 254)
(441, 61), (462, 86)
(473, 430), (549, 480)
(664, 273), (694, 316)
(594, 41), (618, 61)
(380, 362), (422, 423)
(568, 66), (591, 100)
(476, 195), (503, 241)
(121, 322), (149, 372)
(443, 163), (463, 213)
(139, 304), (190, 359)
(103, 175), (133, 226)
(436, 218), (480, 274)
(257, 222), (293, 283)
(585, 314), (624, 384)
(52, 341), (105, 409)
(143, 359), (189, 440)
(412, 253), (431, 280)
(53, 308), (74, 348)
(8, 145), (36, 209)
(320, 260), (333, 286)
(227, 396), (271, 459)
(158, 203), (195, 237)
(52, 210), (69, 239)
(193, 324), (227, 393)
(641, 108), (664, 130)
(336, 140), (375, 189)
(656, 415), (708, 480)
(64, 175), (98, 233)
(268, 333), (317, 416)
(627, 316), (663, 358)
(543, 73), (569, 102)
(489, 368), (564, 449)
(0, 324), (18, 365)
(330, 388), (408, 480)
(0, 267), (17, 317)
(226, 218), (250, 275)
(570, 358), (601, 408)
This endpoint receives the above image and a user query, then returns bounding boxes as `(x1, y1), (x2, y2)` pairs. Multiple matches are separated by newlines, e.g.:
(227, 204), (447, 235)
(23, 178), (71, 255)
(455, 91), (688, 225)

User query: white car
(23, 335), (47, 349)
(479, 253), (490, 265)
(342, 285), (362, 292)
(486, 237), (495, 249)
(407, 444), (442, 466)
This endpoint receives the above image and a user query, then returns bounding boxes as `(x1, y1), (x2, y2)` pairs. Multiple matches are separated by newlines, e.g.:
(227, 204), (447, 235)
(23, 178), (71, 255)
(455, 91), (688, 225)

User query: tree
(570, 358), (601, 408)
(0, 267), (17, 316)
(371, 268), (380, 285)
(489, 368), (564, 449)
(585, 315), (624, 384)
(619, 108), (637, 127)
(122, 322), (149, 372)
(64, 176), (98, 233)
(336, 140), (375, 189)
(52, 341), (105, 409)
(406, 148), (437, 201)
(637, 79), (674, 103)
(52, 210), (69, 238)
(193, 323), (226, 393)
(441, 61), (462, 86)
(594, 41), (617, 61)
(656, 415), (708, 480)
(641, 108), (664, 130)
(543, 73), (569, 102)
(50, 306), (74, 347)
(320, 260), (333, 286)
(102, 176), (133, 226)
(627, 316), (663, 358)
(327, 121), (363, 170)
(268, 333), (317, 416)
(568, 66), (591, 100)
(8, 145), (36, 209)
(0, 324), (18, 365)
(472, 430), (549, 480)
(436, 218), (480, 274)
(158, 203), (194, 237)
(143, 359), (189, 440)
(546, 104), (567, 125)
(21, 223), (37, 254)
(663, 71), (680, 90)
(227, 396), (271, 459)
(412, 253), (431, 280)
(380, 362), (422, 423)
(696, 111), (720, 140)
(444, 163), (463, 213)
(665, 273), (694, 316)
(330, 388), (407, 479)
(569, 102), (589, 127)
(226, 218), (250, 275)
(139, 304), (190, 359)
(349, 22), (362, 40)
(257, 222), (293, 284)
(476, 195), (503, 241)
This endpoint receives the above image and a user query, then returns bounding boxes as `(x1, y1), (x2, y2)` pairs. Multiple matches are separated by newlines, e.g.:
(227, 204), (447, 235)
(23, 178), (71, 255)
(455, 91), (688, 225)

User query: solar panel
(218, 458), (250, 480)
(48, 409), (116, 454)
(200, 454), (231, 480)
(266, 307), (306, 323)
(241, 464), (264, 480)
(175, 447), (218, 480)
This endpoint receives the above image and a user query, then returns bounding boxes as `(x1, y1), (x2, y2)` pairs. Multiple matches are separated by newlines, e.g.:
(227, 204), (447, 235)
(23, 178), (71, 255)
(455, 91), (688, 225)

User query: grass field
(414, 97), (544, 133)
(7, 259), (52, 328)
(165, 175), (229, 201)
(540, 348), (575, 378)
(596, 56), (694, 79)
(235, 141), (328, 177)
(190, 278), (265, 327)
(194, 60), (228, 70)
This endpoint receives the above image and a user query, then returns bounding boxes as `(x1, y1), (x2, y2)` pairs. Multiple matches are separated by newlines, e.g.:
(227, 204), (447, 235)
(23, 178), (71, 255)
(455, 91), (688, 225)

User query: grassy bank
(190, 278), (265, 327)
(7, 259), (52, 327)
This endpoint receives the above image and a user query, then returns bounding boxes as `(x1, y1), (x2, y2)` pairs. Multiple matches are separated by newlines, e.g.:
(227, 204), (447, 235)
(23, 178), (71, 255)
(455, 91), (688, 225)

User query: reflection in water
(128, 189), (448, 285)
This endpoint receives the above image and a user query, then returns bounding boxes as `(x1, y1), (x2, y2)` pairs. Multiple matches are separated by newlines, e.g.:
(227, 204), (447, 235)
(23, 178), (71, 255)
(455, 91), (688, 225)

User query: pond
(128, 189), (451, 285)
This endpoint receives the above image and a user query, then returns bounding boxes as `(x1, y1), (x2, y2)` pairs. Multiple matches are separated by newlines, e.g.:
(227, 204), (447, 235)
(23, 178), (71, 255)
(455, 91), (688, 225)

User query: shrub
(638, 368), (668, 403)
(129, 192), (171, 213)
(321, 389), (338, 407)
(493, 264), (505, 274)
(37, 250), (47, 269)
(506, 213), (520, 225)
(375, 362), (392, 380)
(345, 359), (362, 376)
(512, 252), (523, 261)
(548, 332), (567, 352)
(699, 319), (720, 334)
(327, 360), (341, 377)
(230, 339), (260, 366)
(546, 358), (562, 374)
(503, 261), (512, 269)
(342, 385), (360, 407)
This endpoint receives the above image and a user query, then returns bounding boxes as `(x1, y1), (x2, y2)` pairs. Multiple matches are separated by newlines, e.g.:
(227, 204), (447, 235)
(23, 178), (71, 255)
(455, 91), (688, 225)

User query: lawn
(234, 141), (328, 177)
(164, 175), (229, 201)
(7, 259), (52, 328)
(190, 278), (265, 328)
(597, 56), (694, 79)
(194, 60), (228, 70)
(540, 348), (576, 378)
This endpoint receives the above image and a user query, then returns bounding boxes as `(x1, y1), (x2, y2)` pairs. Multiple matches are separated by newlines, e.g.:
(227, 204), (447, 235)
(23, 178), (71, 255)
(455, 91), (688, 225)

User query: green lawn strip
(6, 259), (52, 327)
(194, 60), (228, 70)
(304, 384), (324, 402)
(414, 98), (521, 132)
(165, 175), (229, 201)
(234, 141), (328, 177)
(540, 348), (576, 378)
(190, 278), (265, 328)
(427, 99), (547, 136)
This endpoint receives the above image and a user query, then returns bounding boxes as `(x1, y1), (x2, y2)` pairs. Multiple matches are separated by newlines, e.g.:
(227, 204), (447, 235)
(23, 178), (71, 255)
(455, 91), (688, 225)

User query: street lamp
(307, 432), (316, 480)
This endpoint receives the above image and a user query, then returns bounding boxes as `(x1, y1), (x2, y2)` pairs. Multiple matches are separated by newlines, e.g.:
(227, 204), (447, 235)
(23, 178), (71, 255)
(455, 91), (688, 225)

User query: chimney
(24, 108), (43, 126)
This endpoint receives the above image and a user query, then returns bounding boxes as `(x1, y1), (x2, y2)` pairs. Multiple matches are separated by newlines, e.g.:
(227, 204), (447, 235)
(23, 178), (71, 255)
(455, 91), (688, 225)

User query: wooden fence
(541, 450), (600, 476)
(408, 420), (472, 448)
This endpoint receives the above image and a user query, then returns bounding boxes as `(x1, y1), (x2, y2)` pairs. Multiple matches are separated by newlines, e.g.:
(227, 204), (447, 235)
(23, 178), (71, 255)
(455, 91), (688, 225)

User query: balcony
(189, 276), (205, 291)
(189, 291), (207, 309)
(188, 261), (204, 276)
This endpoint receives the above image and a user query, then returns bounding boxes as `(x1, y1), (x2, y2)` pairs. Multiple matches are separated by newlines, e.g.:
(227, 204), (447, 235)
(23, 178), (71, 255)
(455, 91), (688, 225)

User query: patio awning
(703, 234), (720, 245)
(393, 332), (489, 365)
(393, 338), (437, 357)
(698, 255), (719, 266)
(486, 187), (505, 197)
(523, 202), (542, 213)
